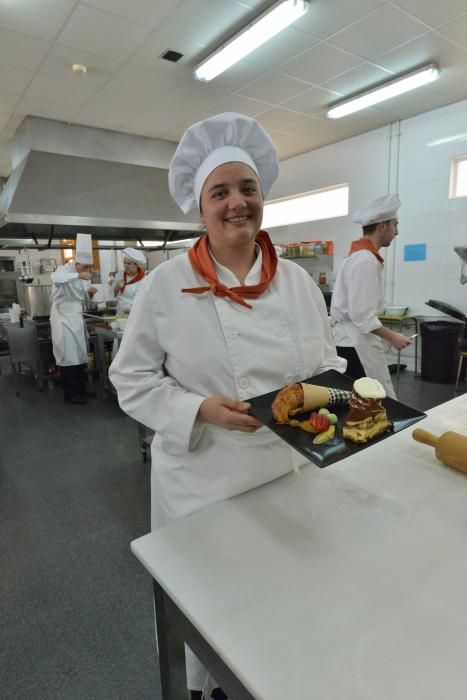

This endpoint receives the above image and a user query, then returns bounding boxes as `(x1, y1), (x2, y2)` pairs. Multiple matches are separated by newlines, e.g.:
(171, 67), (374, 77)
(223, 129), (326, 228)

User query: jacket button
(275, 328), (285, 337)
(285, 373), (295, 383)
(228, 329), (238, 339)
(239, 377), (249, 389)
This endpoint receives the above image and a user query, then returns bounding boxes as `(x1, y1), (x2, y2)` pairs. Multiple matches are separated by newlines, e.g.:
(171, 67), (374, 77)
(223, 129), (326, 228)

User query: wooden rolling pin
(412, 429), (467, 474)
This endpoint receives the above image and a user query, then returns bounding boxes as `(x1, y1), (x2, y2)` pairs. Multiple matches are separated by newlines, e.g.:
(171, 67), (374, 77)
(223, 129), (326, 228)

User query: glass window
(263, 183), (349, 228)
(449, 156), (467, 198)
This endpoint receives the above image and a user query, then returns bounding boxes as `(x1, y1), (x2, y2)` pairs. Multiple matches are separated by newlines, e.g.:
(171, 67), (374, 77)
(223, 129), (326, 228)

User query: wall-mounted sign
(404, 243), (426, 262)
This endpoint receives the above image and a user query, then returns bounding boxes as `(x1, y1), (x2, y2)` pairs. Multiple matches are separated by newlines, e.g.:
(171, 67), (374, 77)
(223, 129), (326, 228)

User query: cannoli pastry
(343, 377), (390, 444)
(272, 382), (351, 424)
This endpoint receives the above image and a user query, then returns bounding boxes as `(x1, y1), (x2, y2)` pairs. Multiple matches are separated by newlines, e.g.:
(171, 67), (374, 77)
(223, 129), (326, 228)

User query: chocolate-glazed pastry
(343, 377), (390, 443)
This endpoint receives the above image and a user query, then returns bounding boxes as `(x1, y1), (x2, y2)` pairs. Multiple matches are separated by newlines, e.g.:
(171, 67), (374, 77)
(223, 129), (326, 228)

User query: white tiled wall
(270, 98), (467, 321)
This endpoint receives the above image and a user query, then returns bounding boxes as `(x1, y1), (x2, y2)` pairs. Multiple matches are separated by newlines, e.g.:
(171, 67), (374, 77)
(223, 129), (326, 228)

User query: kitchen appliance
(413, 428), (467, 474)
(0, 270), (21, 310)
(23, 284), (52, 318)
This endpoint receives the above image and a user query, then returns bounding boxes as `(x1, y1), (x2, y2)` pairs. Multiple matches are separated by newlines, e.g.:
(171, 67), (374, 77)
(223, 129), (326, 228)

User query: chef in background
(50, 233), (97, 404)
(110, 112), (346, 699)
(331, 193), (411, 399)
(113, 247), (146, 314)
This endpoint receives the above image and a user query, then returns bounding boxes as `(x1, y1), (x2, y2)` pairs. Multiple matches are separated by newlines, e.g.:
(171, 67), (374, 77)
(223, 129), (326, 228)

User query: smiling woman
(108, 112), (346, 698)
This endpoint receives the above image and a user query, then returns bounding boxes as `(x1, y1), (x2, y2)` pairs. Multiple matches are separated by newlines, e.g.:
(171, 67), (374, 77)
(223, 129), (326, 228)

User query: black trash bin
(421, 300), (466, 383)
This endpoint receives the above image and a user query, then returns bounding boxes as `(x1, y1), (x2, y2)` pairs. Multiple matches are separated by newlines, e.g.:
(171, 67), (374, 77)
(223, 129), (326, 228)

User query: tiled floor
(0, 362), (465, 700)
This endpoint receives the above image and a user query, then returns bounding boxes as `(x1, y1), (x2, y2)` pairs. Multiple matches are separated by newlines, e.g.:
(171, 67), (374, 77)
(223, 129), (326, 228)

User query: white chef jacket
(110, 247), (346, 529)
(50, 261), (89, 366)
(331, 249), (396, 398)
(114, 271), (145, 314)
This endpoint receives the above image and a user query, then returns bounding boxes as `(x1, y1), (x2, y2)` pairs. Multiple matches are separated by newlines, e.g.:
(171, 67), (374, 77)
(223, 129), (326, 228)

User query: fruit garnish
(313, 425), (336, 444)
(309, 412), (330, 432)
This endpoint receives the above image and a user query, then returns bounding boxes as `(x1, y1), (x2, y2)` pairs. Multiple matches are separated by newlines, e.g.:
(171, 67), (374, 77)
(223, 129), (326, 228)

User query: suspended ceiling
(1, 0), (467, 177)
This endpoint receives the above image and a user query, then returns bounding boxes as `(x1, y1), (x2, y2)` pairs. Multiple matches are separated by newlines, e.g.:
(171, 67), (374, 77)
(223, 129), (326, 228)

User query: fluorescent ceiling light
(194, 0), (310, 82)
(327, 64), (440, 119)
(262, 184), (349, 229)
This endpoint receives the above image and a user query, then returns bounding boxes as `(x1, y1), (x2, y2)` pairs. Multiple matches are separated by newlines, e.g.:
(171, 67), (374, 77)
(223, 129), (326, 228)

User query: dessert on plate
(272, 382), (351, 424)
(343, 377), (390, 444)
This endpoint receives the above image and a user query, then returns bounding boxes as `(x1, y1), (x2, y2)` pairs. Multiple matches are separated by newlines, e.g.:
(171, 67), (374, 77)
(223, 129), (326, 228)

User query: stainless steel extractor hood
(0, 117), (201, 246)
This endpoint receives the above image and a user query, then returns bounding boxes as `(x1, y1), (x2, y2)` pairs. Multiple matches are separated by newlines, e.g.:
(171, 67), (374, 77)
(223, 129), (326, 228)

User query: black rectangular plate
(248, 370), (426, 468)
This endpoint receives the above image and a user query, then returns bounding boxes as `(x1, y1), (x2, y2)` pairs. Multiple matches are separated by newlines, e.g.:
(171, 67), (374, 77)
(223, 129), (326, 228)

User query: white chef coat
(331, 249), (396, 398)
(110, 247), (346, 529)
(114, 271), (145, 314)
(50, 261), (89, 366)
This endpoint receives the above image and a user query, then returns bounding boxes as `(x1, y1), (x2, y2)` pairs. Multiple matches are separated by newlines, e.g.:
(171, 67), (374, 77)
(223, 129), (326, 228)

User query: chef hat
(75, 233), (93, 264)
(168, 112), (279, 215)
(122, 247), (146, 266)
(352, 193), (401, 226)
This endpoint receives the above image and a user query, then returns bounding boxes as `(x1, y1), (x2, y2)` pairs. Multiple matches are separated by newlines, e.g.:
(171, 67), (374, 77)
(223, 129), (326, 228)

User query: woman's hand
(198, 396), (262, 433)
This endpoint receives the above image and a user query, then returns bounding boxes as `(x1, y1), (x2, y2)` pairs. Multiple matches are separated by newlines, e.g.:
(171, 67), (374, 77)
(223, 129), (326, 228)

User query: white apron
(50, 300), (88, 366)
(335, 319), (396, 399)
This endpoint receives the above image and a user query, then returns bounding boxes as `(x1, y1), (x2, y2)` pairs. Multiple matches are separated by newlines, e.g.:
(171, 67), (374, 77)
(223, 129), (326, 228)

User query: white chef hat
(352, 193), (401, 226)
(168, 112), (279, 215)
(122, 247), (146, 266)
(75, 233), (93, 264)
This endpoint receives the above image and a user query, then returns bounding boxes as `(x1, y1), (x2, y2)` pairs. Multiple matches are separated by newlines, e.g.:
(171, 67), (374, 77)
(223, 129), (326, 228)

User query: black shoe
(85, 390), (97, 398)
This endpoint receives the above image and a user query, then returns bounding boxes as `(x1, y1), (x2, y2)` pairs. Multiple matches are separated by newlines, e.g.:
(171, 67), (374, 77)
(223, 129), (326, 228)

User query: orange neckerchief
(348, 237), (384, 264)
(182, 230), (278, 309)
(120, 267), (145, 294)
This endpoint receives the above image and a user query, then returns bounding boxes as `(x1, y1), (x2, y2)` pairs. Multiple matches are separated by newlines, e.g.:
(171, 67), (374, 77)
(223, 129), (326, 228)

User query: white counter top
(132, 394), (467, 700)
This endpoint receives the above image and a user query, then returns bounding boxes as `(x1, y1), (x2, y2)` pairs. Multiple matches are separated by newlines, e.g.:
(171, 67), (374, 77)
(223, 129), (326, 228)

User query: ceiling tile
(25, 74), (100, 109)
(255, 107), (309, 130)
(267, 129), (312, 160)
(0, 110), (13, 133)
(375, 89), (451, 120)
(0, 28), (51, 71)
(431, 54), (467, 100)
(74, 88), (160, 129)
(57, 5), (152, 62)
(0, 65), (34, 96)
(0, 0), (75, 41)
(293, 0), (386, 39)
(0, 93), (21, 112)
(40, 45), (121, 89)
(437, 13), (467, 50)
(329, 5), (428, 60)
(189, 94), (273, 121)
(322, 63), (393, 95)
(14, 96), (77, 121)
(84, 0), (175, 28)
(241, 27), (317, 71)
(159, 0), (252, 48)
(104, 65), (182, 100)
(391, 1), (467, 28)
(130, 28), (204, 76)
(281, 86), (343, 116)
(374, 30), (465, 72)
(123, 78), (229, 134)
(238, 72), (310, 103)
(279, 43), (362, 85)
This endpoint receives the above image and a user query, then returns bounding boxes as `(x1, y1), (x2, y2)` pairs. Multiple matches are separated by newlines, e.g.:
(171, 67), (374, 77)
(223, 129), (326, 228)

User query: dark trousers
(60, 364), (87, 400)
(336, 346), (366, 381)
